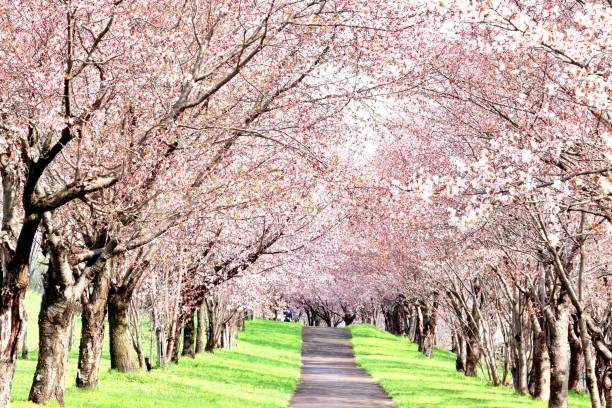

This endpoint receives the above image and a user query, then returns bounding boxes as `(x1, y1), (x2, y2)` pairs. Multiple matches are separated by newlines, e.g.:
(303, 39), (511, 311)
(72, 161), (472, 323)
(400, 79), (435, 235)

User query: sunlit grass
(350, 324), (590, 408)
(13, 291), (302, 407)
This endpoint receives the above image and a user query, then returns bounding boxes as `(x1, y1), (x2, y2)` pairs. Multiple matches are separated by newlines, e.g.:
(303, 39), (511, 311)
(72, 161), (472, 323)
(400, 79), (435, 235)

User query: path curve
(289, 327), (395, 408)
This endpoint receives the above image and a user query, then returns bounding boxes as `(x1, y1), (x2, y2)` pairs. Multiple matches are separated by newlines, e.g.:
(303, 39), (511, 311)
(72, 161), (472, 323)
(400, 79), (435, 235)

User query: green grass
(13, 291), (302, 407)
(349, 324), (590, 408)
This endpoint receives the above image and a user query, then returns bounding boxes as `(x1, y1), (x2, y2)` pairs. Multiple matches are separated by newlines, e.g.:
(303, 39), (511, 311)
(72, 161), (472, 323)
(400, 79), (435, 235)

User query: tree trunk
(465, 335), (480, 377)
(20, 306), (28, 360)
(549, 293), (571, 408)
(603, 372), (612, 408)
(28, 282), (77, 405)
(531, 314), (551, 400)
(128, 304), (146, 369)
(0, 286), (28, 406)
(76, 265), (111, 388)
(155, 327), (166, 368)
(502, 345), (510, 386)
(170, 324), (181, 363)
(205, 304), (220, 352)
(68, 316), (76, 353)
(414, 304), (424, 344)
(454, 333), (467, 372)
(108, 292), (139, 372)
(195, 303), (205, 354)
(0, 215), (40, 406)
(182, 313), (196, 357)
(420, 292), (439, 358)
(577, 315), (601, 408)
(568, 317), (583, 393)
(515, 334), (530, 395)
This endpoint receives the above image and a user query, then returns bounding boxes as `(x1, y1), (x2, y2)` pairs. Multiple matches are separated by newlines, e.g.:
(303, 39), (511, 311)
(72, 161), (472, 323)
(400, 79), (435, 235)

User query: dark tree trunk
(155, 327), (166, 368)
(195, 303), (205, 354)
(77, 265), (111, 388)
(108, 291), (139, 372)
(170, 324), (181, 363)
(465, 336), (480, 377)
(0, 216), (40, 406)
(182, 313), (196, 357)
(205, 301), (220, 352)
(28, 275), (78, 405)
(454, 333), (467, 372)
(383, 295), (408, 336)
(0, 282), (28, 406)
(342, 313), (356, 326)
(531, 314), (551, 400)
(549, 292), (571, 408)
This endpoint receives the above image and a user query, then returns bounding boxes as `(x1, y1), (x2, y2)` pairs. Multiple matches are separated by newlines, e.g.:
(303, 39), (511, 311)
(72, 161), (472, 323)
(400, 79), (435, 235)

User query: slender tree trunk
(68, 316), (76, 353)
(549, 293), (571, 408)
(502, 345), (510, 386)
(129, 305), (146, 369)
(20, 306), (28, 360)
(28, 282), (77, 405)
(577, 315), (601, 408)
(155, 327), (166, 368)
(182, 313), (196, 357)
(414, 304), (423, 344)
(195, 303), (205, 354)
(77, 265), (111, 388)
(108, 292), (139, 372)
(531, 314), (551, 400)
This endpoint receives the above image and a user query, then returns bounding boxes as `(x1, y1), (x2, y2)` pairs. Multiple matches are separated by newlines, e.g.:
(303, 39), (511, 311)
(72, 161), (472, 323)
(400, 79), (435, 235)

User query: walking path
(289, 327), (395, 408)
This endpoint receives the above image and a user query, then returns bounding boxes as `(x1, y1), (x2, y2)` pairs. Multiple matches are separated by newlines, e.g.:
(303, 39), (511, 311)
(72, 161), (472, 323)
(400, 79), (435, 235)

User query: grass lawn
(13, 291), (302, 407)
(350, 324), (590, 408)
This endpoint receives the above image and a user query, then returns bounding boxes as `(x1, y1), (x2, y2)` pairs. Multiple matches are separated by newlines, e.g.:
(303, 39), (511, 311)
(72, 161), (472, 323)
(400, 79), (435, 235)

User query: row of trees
(281, 2), (611, 408)
(0, 1), (609, 408)
(0, 0), (417, 405)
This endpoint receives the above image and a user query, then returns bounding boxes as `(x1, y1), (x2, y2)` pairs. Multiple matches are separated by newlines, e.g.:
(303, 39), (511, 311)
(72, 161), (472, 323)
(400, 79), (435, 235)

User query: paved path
(289, 327), (395, 408)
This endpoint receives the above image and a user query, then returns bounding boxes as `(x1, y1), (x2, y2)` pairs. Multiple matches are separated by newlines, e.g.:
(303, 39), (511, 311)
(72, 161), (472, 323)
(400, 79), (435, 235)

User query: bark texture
(549, 293), (571, 408)
(28, 269), (78, 405)
(76, 265), (111, 388)
(531, 314), (551, 400)
(195, 303), (205, 354)
(182, 313), (196, 357)
(108, 291), (139, 372)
